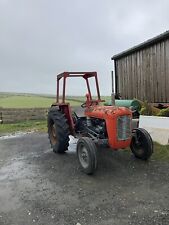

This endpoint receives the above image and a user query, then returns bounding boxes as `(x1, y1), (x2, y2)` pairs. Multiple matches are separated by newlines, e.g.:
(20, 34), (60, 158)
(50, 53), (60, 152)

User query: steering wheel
(81, 102), (87, 108)
(81, 101), (94, 108)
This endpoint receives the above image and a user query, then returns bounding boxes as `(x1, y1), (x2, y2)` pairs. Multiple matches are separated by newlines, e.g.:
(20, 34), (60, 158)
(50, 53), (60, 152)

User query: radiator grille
(117, 116), (131, 141)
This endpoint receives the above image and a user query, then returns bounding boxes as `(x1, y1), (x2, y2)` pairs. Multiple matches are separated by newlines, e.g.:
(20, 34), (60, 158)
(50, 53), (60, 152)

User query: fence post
(0, 109), (2, 124)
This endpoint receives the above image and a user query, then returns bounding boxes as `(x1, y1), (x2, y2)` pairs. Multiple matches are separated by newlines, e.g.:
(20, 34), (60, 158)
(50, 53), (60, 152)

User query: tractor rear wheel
(48, 108), (69, 153)
(77, 137), (97, 175)
(130, 128), (153, 160)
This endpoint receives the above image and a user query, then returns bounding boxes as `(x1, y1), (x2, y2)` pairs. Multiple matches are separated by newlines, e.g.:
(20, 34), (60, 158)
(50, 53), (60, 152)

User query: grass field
(0, 95), (55, 108)
(0, 93), (82, 108)
(0, 92), (111, 108)
(0, 120), (47, 134)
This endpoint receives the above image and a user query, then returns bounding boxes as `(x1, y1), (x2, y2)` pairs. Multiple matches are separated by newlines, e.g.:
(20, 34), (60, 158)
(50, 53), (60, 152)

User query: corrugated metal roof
(112, 30), (169, 60)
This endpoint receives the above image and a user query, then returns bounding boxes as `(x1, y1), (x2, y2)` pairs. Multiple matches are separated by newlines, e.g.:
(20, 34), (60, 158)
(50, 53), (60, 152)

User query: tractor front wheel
(48, 108), (70, 153)
(130, 128), (153, 160)
(77, 137), (97, 175)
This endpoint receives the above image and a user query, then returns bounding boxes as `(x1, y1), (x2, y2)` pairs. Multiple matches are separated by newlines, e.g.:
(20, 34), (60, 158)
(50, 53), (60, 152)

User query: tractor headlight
(117, 115), (131, 141)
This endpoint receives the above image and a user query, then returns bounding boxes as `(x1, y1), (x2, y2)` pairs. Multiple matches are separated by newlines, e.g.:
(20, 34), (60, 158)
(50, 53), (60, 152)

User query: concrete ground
(0, 133), (169, 225)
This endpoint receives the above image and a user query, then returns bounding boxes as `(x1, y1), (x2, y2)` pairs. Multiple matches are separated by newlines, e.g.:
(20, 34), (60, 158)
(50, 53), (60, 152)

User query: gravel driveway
(0, 132), (169, 225)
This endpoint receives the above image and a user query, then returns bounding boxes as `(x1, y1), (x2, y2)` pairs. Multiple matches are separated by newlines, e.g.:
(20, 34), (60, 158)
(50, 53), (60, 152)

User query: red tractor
(47, 72), (153, 174)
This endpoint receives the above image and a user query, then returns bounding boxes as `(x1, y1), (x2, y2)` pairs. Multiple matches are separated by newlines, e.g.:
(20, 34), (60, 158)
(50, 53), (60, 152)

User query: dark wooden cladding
(114, 39), (169, 103)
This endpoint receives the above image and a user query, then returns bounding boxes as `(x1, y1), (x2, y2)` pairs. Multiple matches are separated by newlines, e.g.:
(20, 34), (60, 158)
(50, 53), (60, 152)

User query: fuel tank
(85, 106), (132, 149)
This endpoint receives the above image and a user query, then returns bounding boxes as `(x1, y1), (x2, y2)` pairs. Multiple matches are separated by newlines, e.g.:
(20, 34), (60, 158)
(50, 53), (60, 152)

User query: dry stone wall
(0, 107), (48, 123)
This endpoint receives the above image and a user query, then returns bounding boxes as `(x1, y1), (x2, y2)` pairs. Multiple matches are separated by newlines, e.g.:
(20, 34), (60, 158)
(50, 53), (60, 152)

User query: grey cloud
(0, 0), (169, 95)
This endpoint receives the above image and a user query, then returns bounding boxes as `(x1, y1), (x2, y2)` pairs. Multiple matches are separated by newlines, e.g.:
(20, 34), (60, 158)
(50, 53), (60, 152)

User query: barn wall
(115, 39), (169, 103)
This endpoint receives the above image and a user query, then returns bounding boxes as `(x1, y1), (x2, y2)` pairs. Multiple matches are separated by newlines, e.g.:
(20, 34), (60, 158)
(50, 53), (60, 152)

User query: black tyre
(77, 137), (97, 175)
(130, 128), (153, 160)
(48, 108), (69, 153)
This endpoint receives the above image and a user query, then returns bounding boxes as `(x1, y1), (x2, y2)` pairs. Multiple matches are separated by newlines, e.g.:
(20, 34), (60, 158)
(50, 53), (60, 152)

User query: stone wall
(0, 108), (48, 123)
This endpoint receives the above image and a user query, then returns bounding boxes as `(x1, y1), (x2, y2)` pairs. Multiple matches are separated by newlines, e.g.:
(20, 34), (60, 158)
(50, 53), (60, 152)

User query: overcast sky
(0, 0), (169, 96)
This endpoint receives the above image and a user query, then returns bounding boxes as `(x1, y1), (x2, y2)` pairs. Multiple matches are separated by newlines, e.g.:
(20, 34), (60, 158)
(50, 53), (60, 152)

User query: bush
(157, 108), (169, 117)
(140, 101), (160, 116)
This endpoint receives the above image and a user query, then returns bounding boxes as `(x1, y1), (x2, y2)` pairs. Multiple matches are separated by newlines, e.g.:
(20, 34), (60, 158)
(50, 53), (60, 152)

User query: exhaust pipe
(111, 71), (115, 105)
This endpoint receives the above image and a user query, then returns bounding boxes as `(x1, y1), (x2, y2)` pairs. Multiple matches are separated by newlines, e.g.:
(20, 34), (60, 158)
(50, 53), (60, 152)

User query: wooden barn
(112, 31), (169, 103)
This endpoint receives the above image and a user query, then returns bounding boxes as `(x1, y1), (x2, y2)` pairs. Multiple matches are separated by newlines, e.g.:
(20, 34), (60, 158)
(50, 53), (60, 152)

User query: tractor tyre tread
(130, 128), (153, 160)
(77, 137), (97, 175)
(47, 108), (70, 153)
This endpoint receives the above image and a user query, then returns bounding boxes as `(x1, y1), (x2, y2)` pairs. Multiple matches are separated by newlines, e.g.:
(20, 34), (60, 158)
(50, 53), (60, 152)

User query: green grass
(0, 96), (55, 108)
(152, 142), (169, 161)
(0, 92), (111, 108)
(0, 94), (83, 108)
(0, 120), (47, 135)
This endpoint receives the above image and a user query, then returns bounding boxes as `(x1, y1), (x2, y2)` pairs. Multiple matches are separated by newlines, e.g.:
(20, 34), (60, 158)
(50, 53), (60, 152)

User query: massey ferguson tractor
(47, 72), (153, 174)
